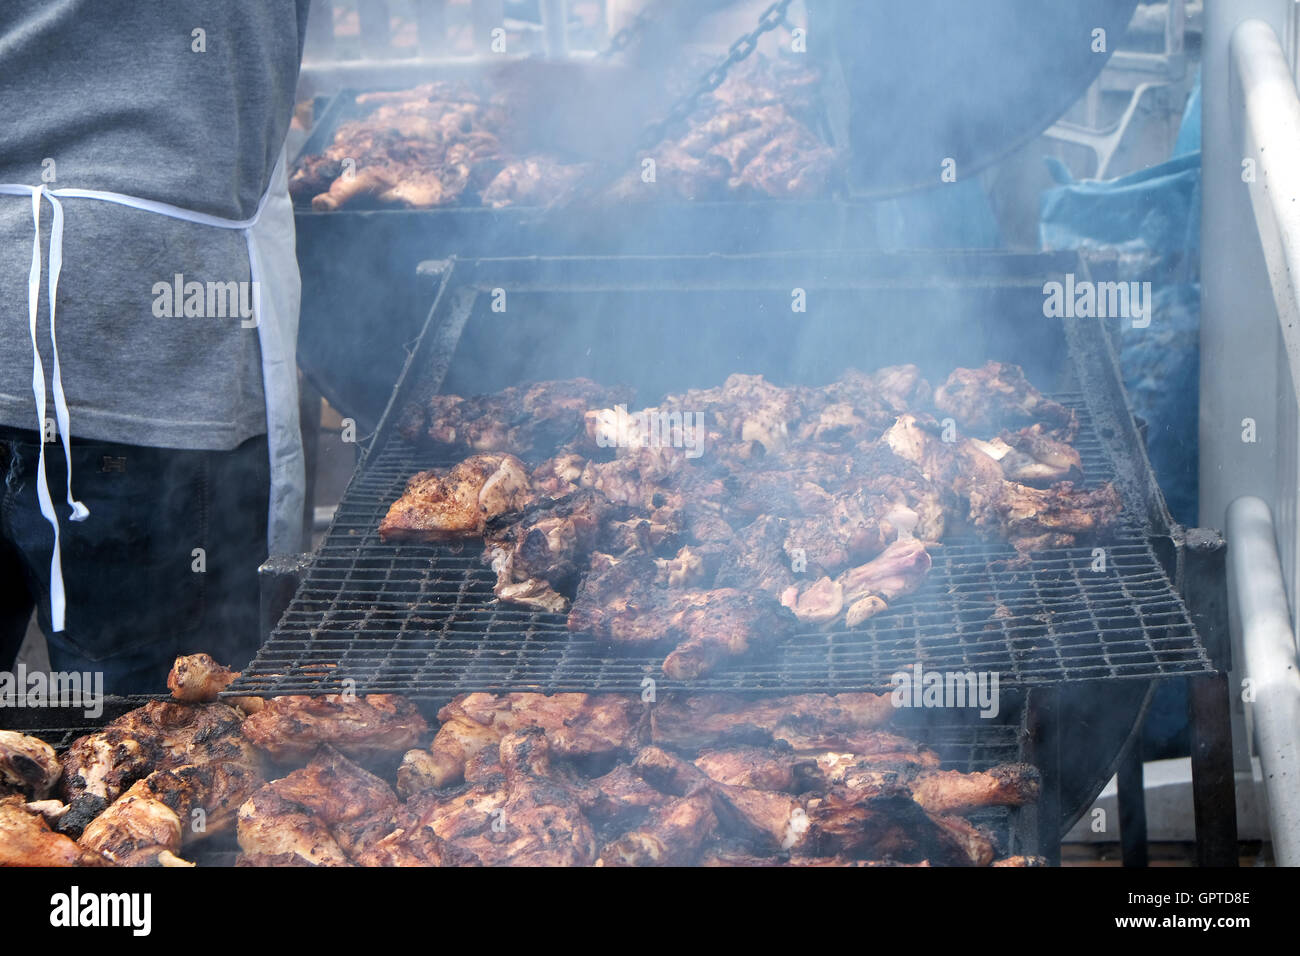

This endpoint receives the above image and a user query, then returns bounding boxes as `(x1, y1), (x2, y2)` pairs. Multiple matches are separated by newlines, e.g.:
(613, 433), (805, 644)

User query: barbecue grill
(234, 248), (1235, 861)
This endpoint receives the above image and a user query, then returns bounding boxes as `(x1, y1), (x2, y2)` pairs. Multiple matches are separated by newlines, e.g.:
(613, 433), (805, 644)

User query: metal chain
(598, 6), (658, 59)
(636, 0), (798, 150)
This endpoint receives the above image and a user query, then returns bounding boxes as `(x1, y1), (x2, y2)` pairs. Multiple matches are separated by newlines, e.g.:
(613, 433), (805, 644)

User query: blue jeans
(0, 428), (268, 695)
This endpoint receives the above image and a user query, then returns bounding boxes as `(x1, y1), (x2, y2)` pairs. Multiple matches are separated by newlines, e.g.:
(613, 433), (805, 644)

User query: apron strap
(0, 166), (282, 632)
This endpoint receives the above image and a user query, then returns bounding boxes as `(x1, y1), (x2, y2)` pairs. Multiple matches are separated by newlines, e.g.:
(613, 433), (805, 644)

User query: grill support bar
(1183, 529), (1240, 866)
(1027, 686), (1063, 866)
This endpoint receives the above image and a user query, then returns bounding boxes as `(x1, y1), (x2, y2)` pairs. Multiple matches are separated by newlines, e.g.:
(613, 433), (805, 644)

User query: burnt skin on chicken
(0, 730), (60, 800)
(57, 700), (248, 838)
(0, 796), (109, 867)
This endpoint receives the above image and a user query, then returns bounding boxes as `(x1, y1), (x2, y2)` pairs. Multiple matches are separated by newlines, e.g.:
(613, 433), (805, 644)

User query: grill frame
(233, 250), (1215, 702)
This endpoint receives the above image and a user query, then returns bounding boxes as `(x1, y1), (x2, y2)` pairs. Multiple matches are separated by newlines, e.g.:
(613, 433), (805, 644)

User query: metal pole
(541, 0), (569, 57)
(1199, 0), (1290, 534)
(1227, 496), (1300, 866)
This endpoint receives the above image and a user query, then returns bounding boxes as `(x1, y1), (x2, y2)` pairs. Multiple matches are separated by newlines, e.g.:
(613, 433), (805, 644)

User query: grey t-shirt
(0, 1), (310, 450)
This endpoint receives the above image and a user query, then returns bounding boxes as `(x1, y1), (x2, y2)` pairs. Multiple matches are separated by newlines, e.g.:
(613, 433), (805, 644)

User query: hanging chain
(636, 0), (798, 150)
(598, 6), (658, 59)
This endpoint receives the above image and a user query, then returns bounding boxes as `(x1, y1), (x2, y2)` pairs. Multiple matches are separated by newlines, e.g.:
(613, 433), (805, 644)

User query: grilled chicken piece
(713, 515), (795, 596)
(908, 764), (1041, 815)
(568, 553), (797, 679)
(782, 494), (899, 576)
(972, 424), (1084, 486)
(117, 759), (266, 845)
(530, 453), (587, 498)
(405, 693), (642, 793)
(241, 694), (428, 765)
(972, 479), (1124, 553)
(883, 413), (1121, 550)
(78, 794), (190, 867)
(632, 746), (811, 853)
(484, 488), (621, 612)
(0, 796), (109, 867)
(378, 453), (533, 542)
(0, 730), (60, 799)
(359, 771), (509, 867)
(167, 652), (238, 702)
(659, 588), (796, 680)
(481, 155), (591, 208)
(584, 763), (670, 829)
(780, 536), (932, 627)
(693, 746), (800, 791)
(237, 746), (398, 867)
(928, 813), (997, 867)
(373, 730), (598, 867)
(804, 789), (993, 865)
(800, 756), (1039, 815)
(58, 700), (247, 837)
(991, 854), (1049, 867)
(402, 379), (634, 456)
(598, 793), (717, 866)
(934, 361), (1077, 440)
(485, 729), (598, 866)
(649, 692), (895, 753)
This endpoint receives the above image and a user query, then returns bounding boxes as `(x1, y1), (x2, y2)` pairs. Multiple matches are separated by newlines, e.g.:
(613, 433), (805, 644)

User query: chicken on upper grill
(883, 413), (1121, 551)
(567, 552), (798, 680)
(378, 453), (534, 542)
(398, 378), (633, 457)
(934, 361), (1077, 440)
(483, 488), (624, 613)
(381, 360), (1115, 679)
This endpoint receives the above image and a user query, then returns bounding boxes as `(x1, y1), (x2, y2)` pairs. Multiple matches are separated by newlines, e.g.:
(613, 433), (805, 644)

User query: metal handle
(1226, 495), (1300, 866)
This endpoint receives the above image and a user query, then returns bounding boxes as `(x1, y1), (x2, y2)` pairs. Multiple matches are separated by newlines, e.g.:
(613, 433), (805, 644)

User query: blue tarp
(1040, 71), (1201, 527)
(1039, 69), (1202, 754)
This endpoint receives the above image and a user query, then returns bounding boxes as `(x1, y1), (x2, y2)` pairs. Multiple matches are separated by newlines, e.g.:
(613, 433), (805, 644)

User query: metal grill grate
(230, 394), (1212, 699)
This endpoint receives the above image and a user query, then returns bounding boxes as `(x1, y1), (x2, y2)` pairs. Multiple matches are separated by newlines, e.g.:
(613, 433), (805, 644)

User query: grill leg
(1181, 528), (1238, 866)
(1028, 686), (1062, 866)
(1189, 672), (1238, 866)
(1117, 739), (1149, 867)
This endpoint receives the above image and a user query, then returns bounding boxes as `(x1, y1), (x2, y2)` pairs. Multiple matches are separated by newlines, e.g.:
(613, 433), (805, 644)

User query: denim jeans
(0, 427), (268, 695)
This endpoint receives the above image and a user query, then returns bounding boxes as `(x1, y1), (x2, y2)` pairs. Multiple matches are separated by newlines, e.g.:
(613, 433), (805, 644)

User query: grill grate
(230, 394), (1212, 699)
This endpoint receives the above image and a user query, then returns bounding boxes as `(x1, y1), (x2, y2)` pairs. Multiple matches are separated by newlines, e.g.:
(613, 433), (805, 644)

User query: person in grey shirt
(0, 1), (312, 692)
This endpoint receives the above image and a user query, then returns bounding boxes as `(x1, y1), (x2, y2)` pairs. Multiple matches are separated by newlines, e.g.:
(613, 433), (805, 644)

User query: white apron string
(0, 164), (282, 631)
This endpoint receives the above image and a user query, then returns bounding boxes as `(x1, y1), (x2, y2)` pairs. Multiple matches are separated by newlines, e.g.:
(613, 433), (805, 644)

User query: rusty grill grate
(229, 395), (1211, 699)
